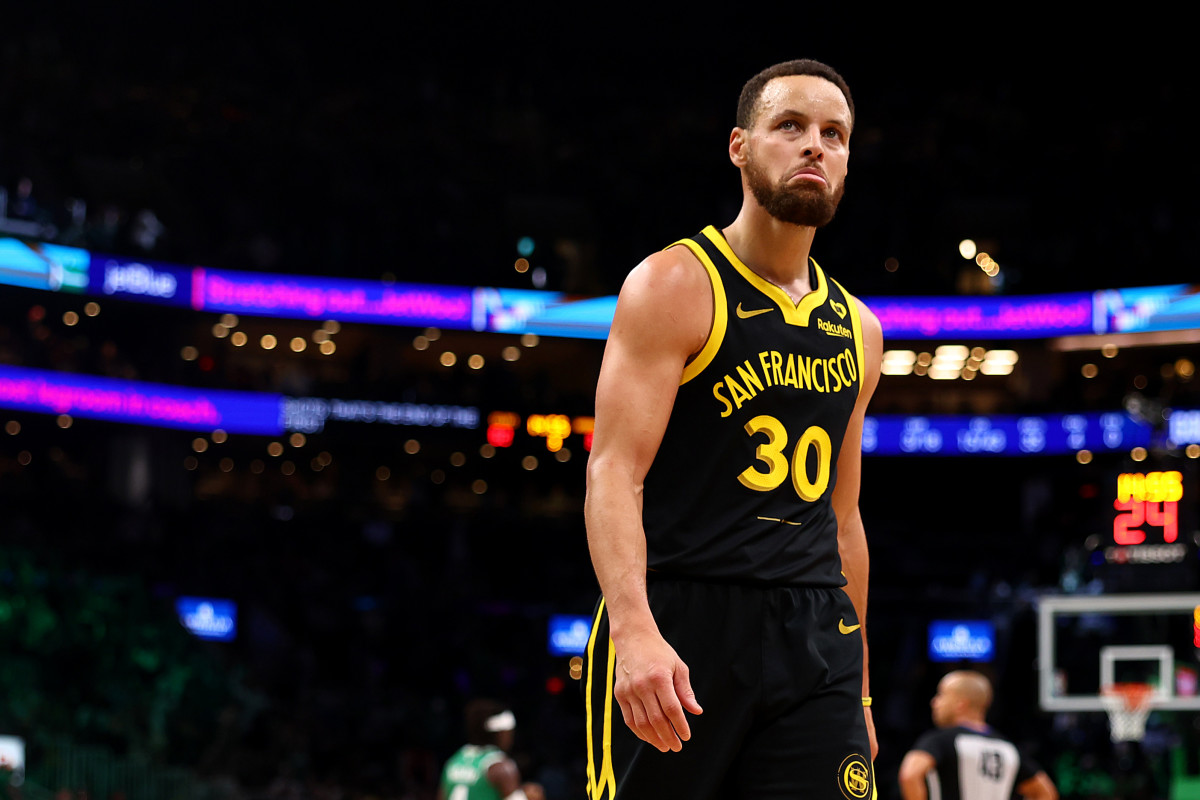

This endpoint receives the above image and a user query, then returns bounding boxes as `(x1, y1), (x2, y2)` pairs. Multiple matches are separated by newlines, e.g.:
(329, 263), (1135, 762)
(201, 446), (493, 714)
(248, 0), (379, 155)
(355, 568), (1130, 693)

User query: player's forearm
(838, 507), (870, 693)
(585, 461), (659, 643)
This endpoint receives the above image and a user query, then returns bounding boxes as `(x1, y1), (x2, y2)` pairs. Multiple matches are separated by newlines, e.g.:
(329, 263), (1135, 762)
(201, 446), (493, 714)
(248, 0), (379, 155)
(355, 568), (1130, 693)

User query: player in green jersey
(439, 699), (544, 800)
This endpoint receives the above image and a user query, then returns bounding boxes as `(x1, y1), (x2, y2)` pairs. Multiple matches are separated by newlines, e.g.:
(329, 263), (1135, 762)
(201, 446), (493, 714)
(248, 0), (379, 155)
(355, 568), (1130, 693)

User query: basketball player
(439, 699), (545, 800)
(898, 671), (1058, 800)
(583, 59), (882, 798)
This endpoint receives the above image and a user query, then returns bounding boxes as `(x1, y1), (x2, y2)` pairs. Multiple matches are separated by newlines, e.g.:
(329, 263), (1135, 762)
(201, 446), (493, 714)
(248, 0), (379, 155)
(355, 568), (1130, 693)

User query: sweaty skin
(585, 74), (882, 758)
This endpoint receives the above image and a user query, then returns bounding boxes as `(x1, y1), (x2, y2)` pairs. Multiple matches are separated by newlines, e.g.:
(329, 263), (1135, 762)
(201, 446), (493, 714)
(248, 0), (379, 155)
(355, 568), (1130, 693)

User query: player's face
(741, 75), (851, 227)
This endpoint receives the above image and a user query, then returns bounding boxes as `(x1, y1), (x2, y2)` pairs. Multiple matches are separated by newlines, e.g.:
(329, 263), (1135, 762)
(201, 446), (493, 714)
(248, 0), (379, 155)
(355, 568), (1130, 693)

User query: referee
(898, 670), (1058, 800)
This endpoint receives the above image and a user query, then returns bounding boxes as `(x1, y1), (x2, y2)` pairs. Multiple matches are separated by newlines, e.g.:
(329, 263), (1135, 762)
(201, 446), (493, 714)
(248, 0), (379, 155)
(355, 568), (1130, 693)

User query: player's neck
(722, 206), (817, 300)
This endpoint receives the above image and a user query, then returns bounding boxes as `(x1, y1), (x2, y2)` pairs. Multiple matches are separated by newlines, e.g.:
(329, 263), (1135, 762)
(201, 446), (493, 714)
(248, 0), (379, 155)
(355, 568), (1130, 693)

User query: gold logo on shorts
(837, 754), (872, 799)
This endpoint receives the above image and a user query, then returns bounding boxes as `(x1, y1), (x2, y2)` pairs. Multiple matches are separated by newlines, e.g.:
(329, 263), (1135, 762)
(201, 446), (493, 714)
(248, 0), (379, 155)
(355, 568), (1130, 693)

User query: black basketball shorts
(583, 575), (875, 800)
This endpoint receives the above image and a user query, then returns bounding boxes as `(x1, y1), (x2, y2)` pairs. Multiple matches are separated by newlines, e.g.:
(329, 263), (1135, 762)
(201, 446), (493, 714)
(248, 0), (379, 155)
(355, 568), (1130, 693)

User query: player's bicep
(589, 253), (710, 482)
(591, 333), (686, 479)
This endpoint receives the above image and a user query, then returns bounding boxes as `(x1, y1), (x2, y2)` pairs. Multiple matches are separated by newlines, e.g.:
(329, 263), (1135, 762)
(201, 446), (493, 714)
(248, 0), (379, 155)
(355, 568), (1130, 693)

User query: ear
(729, 127), (748, 168)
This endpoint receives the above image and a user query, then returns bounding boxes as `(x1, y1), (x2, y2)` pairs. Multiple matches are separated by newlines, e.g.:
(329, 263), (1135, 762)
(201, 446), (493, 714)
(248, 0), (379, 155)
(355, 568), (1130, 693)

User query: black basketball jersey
(911, 726), (1040, 800)
(641, 225), (866, 585)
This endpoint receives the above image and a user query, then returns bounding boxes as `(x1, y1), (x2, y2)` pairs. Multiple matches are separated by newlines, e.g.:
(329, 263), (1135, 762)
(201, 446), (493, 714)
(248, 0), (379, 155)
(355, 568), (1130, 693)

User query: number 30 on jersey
(737, 415), (831, 501)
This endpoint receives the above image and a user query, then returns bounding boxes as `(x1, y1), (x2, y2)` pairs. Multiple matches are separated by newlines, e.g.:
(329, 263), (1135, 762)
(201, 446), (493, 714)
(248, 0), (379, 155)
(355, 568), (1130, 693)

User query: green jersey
(441, 744), (506, 800)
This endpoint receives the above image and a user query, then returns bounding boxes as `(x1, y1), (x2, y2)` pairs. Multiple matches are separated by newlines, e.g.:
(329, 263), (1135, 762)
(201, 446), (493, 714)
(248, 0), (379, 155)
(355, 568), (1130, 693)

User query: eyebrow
(772, 108), (851, 130)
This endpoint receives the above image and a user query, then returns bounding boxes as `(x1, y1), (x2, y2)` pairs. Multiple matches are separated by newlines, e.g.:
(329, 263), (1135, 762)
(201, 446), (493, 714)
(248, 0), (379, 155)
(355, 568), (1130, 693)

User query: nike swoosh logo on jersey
(839, 619), (861, 635)
(736, 302), (774, 319)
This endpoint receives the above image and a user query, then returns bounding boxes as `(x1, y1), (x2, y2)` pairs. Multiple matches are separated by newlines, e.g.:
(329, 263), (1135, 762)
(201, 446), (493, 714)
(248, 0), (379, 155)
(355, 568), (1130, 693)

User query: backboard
(1037, 593), (1200, 712)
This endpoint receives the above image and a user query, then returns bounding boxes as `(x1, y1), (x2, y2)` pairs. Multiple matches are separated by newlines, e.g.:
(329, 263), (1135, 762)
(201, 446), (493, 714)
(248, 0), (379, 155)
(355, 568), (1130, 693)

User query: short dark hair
(464, 698), (511, 746)
(736, 59), (854, 131)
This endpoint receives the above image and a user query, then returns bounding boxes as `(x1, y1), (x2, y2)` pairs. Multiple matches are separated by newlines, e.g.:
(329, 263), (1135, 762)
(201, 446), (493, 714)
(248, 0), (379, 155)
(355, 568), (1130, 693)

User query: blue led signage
(863, 293), (1096, 339)
(862, 412), (1151, 456)
(0, 364), (283, 435)
(548, 614), (593, 656)
(194, 267), (475, 328)
(0, 238), (89, 292)
(7, 236), (1200, 340)
(176, 597), (237, 642)
(1168, 409), (1200, 446)
(929, 621), (995, 662)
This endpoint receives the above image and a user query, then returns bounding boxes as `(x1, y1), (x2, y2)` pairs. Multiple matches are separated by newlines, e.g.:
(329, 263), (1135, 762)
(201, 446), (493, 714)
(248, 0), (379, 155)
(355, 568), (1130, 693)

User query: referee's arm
(897, 748), (935, 800)
(1017, 771), (1058, 800)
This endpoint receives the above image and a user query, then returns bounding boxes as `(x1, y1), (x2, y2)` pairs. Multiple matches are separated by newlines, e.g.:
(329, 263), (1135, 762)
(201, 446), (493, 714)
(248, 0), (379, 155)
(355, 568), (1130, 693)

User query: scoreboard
(1090, 465), (1198, 586)
(1114, 470), (1183, 546)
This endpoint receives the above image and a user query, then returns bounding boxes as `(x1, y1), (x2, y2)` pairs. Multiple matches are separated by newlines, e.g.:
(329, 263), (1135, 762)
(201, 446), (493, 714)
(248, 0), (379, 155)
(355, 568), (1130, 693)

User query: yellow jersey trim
(832, 277), (866, 396)
(585, 599), (617, 799)
(699, 225), (829, 327)
(666, 237), (728, 386)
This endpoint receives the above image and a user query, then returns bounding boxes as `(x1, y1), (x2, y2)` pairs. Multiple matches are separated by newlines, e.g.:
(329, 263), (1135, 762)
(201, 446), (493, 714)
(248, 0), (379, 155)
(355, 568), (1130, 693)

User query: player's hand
(865, 705), (878, 761)
(521, 781), (546, 800)
(613, 631), (703, 752)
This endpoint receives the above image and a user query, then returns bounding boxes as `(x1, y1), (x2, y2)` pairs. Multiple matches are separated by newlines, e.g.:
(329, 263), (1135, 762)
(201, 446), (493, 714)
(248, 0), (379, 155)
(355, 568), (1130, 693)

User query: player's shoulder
(841, 283), (881, 337)
(612, 242), (712, 322)
(621, 243), (710, 300)
(854, 295), (881, 332)
(608, 242), (713, 354)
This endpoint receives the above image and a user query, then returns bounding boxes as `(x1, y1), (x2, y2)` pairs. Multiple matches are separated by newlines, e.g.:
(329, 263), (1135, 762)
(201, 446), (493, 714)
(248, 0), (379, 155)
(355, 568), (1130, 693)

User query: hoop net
(1101, 683), (1154, 742)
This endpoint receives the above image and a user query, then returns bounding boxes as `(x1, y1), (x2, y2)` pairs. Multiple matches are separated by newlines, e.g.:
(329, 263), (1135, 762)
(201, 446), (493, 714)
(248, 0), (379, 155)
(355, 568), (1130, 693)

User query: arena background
(2, 9), (1198, 800)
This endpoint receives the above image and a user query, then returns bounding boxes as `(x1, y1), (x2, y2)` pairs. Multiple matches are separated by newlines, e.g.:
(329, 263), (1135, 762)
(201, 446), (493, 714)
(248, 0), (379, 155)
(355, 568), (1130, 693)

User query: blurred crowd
(2, 11), (1199, 800)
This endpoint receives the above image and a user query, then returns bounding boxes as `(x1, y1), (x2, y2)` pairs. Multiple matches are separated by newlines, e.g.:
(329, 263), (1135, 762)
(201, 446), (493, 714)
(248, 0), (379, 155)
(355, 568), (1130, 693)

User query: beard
(746, 155), (845, 228)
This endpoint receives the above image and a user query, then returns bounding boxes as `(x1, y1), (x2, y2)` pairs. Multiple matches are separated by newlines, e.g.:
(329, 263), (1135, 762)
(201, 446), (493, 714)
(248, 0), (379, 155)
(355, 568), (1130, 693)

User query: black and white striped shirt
(912, 725), (1040, 800)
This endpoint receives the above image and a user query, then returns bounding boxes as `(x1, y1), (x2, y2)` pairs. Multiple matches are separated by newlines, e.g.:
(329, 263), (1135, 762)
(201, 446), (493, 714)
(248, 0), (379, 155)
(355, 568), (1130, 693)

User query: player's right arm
(897, 749), (935, 800)
(487, 758), (542, 800)
(585, 246), (711, 753)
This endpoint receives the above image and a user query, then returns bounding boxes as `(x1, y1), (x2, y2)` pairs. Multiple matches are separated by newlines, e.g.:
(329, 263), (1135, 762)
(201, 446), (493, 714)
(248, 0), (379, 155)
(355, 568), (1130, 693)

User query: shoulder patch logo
(837, 754), (872, 800)
(830, 299), (848, 319)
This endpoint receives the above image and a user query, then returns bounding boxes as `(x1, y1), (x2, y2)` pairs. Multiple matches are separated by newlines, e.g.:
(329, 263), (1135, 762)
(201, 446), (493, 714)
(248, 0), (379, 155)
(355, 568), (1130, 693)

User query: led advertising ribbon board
(5, 237), (1200, 340)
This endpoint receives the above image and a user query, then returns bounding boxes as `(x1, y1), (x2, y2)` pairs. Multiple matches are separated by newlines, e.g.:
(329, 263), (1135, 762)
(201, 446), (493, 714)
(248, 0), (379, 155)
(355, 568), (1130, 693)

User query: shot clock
(1114, 471), (1183, 546)
(1093, 466), (1197, 588)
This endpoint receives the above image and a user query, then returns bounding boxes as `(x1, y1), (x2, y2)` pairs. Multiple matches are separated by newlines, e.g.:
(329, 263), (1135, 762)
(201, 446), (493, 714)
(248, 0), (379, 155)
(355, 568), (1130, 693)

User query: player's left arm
(832, 297), (882, 759)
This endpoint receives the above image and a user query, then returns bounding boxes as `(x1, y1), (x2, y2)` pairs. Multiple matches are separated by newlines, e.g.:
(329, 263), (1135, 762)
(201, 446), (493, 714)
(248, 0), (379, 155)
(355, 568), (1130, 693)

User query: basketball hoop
(1101, 682), (1154, 742)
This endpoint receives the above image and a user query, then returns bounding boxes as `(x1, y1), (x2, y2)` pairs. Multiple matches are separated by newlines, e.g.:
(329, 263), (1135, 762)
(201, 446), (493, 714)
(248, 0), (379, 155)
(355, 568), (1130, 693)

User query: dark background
(1, 9), (1198, 800)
